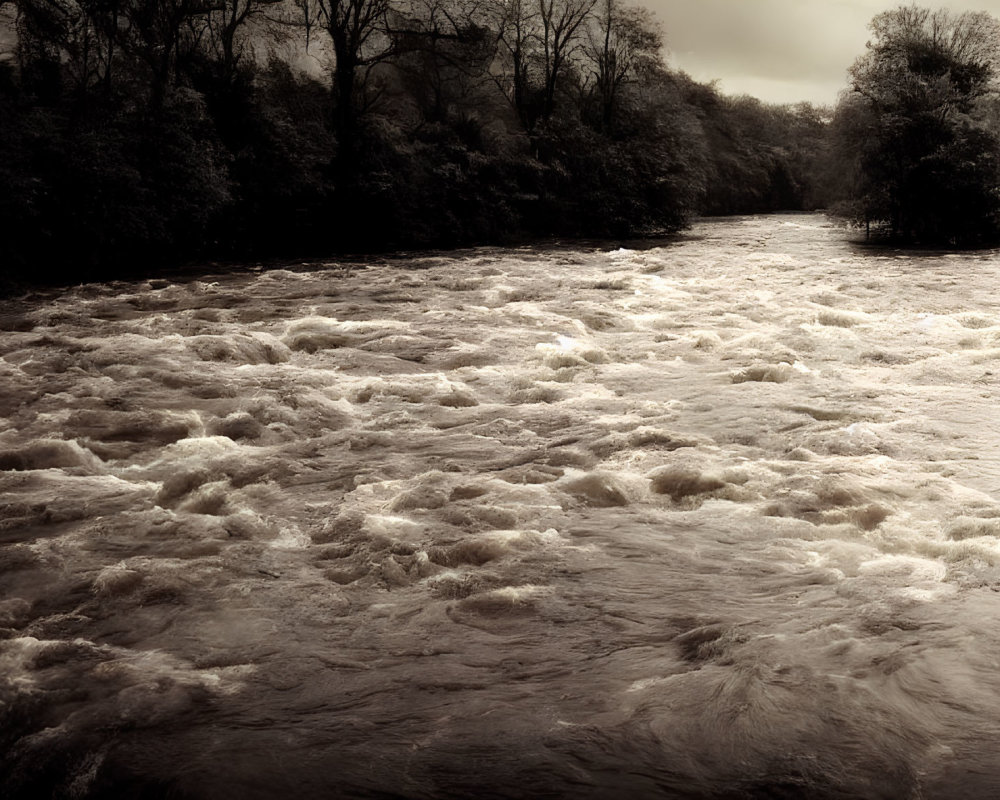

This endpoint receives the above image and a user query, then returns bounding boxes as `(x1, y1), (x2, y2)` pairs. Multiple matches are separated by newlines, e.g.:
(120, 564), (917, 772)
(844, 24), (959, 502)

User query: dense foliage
(831, 6), (1000, 245)
(0, 0), (832, 286)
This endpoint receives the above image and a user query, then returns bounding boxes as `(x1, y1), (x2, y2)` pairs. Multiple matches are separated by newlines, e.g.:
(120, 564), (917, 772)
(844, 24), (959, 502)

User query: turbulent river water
(5, 214), (1000, 798)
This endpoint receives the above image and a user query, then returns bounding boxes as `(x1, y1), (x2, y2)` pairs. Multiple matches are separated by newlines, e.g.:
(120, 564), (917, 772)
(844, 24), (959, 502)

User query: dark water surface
(4, 215), (1000, 798)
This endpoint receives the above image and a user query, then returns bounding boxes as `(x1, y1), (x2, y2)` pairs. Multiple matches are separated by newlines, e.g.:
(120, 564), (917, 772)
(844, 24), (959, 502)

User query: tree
(489, 0), (539, 129)
(835, 5), (1000, 244)
(536, 0), (594, 120)
(387, 0), (495, 129)
(117, 0), (216, 110)
(199, 0), (284, 86)
(487, 0), (594, 130)
(581, 0), (660, 133)
(306, 0), (394, 157)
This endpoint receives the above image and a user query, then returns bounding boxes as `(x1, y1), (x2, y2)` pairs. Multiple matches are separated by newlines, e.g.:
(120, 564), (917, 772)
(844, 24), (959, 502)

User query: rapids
(4, 214), (1000, 798)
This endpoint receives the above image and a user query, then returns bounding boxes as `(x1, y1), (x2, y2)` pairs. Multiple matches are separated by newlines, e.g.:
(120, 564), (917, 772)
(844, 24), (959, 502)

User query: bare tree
(389, 0), (495, 126)
(200, 0), (284, 84)
(489, 0), (536, 128)
(305, 0), (394, 151)
(582, 0), (659, 131)
(536, 0), (594, 119)
(488, 0), (593, 129)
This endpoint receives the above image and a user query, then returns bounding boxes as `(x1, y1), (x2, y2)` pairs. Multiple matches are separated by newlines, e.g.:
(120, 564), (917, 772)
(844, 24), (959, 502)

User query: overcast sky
(652, 0), (1000, 106)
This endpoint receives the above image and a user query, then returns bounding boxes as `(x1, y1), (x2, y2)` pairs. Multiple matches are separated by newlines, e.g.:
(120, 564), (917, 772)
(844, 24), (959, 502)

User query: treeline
(0, 0), (832, 285)
(830, 6), (1000, 246)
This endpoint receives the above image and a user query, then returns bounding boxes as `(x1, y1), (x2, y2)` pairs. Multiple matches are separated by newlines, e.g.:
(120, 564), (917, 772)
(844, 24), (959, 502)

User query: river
(4, 214), (1000, 798)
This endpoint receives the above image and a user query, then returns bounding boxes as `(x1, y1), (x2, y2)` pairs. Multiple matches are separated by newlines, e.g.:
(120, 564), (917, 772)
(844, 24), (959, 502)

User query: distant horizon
(653, 0), (1000, 106)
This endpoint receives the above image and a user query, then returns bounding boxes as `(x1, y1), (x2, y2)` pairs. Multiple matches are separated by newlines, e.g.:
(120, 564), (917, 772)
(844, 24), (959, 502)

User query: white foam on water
(269, 526), (311, 550)
(9, 214), (1000, 797)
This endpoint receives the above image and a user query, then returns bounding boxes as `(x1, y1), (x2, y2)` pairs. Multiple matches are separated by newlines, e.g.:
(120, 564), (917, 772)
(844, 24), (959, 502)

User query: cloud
(649, 0), (1000, 104)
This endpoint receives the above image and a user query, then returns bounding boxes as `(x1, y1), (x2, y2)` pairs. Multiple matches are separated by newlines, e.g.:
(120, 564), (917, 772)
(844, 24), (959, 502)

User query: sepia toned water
(5, 214), (1000, 798)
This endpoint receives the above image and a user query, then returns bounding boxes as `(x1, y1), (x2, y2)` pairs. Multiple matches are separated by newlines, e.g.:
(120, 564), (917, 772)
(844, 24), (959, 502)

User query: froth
(8, 215), (1000, 797)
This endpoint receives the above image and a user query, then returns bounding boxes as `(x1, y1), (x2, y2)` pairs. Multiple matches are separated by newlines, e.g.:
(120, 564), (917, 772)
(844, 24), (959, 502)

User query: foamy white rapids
(5, 214), (1000, 798)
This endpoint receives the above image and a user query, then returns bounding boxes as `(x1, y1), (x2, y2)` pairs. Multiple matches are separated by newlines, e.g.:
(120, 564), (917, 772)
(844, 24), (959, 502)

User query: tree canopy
(833, 5), (1000, 245)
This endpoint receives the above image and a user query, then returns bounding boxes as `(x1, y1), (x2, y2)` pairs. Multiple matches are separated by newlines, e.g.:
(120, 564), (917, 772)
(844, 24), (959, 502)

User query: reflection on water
(4, 215), (1000, 797)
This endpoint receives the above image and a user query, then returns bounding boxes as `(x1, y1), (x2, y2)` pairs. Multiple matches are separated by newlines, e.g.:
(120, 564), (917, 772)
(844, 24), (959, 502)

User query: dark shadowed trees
(834, 5), (1000, 244)
(488, 0), (595, 129)
(488, 0), (539, 129)
(308, 0), (394, 157)
(581, 0), (659, 132)
(119, 0), (216, 111)
(388, 0), (496, 129)
(199, 0), (284, 86)
(0, 0), (841, 289)
(536, 0), (594, 120)
(682, 78), (830, 215)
